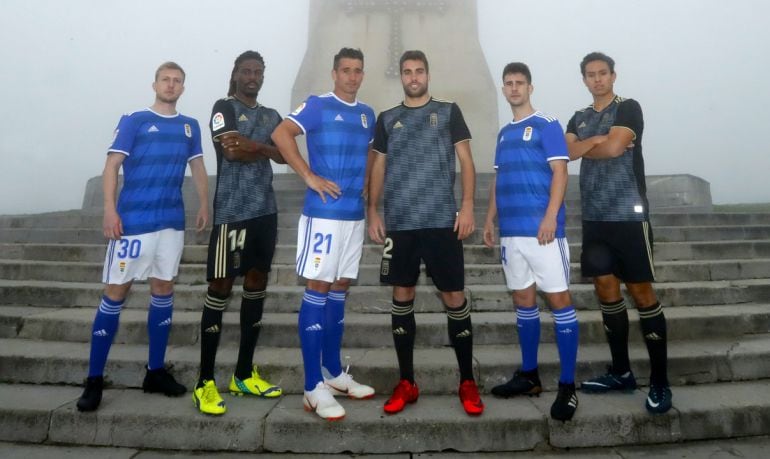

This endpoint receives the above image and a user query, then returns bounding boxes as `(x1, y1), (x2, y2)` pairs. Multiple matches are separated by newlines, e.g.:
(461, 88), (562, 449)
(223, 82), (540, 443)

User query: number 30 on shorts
(117, 239), (142, 259)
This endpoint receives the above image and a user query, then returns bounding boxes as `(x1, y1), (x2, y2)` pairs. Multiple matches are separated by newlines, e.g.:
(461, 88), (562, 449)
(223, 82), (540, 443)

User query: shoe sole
(580, 385), (637, 394)
(192, 394), (226, 416)
(491, 387), (542, 398)
(229, 390), (282, 398)
(383, 396), (418, 414)
(327, 387), (376, 400)
(303, 404), (345, 421)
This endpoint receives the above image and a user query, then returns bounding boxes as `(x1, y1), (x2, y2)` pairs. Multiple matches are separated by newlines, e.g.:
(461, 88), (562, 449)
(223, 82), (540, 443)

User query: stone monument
(290, 0), (499, 171)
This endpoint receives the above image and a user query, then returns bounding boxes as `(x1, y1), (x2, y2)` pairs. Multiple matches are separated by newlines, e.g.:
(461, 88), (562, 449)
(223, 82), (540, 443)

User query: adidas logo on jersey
(393, 121), (404, 129)
(158, 318), (172, 327)
(392, 327), (407, 335)
(455, 329), (472, 338)
(578, 121), (587, 129)
(238, 114), (248, 122)
(147, 125), (159, 132)
(204, 324), (220, 333)
(305, 323), (323, 332)
(93, 329), (109, 337)
(334, 114), (344, 121)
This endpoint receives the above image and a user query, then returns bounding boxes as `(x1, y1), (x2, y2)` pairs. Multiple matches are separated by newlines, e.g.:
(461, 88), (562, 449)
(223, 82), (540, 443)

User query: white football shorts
(499, 236), (570, 292)
(102, 229), (185, 284)
(296, 215), (364, 283)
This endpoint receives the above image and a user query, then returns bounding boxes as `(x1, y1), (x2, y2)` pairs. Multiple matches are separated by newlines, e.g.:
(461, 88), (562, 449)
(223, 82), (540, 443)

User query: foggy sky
(1, 0), (768, 215)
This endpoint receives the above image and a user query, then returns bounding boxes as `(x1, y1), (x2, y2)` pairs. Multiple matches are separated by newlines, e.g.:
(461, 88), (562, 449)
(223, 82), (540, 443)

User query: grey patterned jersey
(373, 98), (471, 231)
(209, 97), (281, 224)
(566, 96), (648, 221)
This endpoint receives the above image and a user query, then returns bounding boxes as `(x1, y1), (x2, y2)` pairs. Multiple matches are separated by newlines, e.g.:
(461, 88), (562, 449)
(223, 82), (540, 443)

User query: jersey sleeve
(365, 107), (376, 144)
(542, 119), (569, 161)
(286, 96), (320, 135)
(614, 99), (643, 140)
(265, 108), (283, 146)
(188, 119), (204, 160)
(108, 114), (138, 156)
(372, 113), (388, 154)
(210, 99), (237, 140)
(449, 103), (472, 144)
(565, 113), (578, 136)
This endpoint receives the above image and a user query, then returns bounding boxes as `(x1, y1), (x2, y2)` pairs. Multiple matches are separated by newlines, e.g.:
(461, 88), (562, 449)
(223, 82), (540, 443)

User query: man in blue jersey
(368, 50), (484, 417)
(482, 62), (579, 421)
(566, 52), (671, 414)
(77, 62), (209, 412)
(193, 51), (286, 416)
(272, 47), (375, 421)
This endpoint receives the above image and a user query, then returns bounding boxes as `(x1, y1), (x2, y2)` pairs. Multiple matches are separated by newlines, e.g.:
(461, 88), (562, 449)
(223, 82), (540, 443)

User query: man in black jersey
(565, 51), (671, 414)
(192, 50), (285, 415)
(368, 50), (484, 416)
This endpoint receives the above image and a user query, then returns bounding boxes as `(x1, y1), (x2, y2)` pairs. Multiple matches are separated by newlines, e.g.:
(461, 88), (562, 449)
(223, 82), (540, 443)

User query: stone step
(3, 437), (770, 459)
(2, 333), (770, 395)
(4, 304), (767, 348)
(4, 211), (770, 230)
(3, 257), (770, 286)
(2, 278), (769, 312)
(6, 240), (770, 264)
(2, 379), (770, 452)
(3, 224), (770, 245)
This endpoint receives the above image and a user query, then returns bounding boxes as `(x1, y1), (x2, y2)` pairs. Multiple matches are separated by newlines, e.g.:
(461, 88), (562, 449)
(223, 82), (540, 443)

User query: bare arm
(362, 146), (375, 200)
(537, 159), (568, 245)
(366, 151), (386, 244)
(482, 173), (497, 248)
(271, 119), (340, 202)
(218, 132), (286, 164)
(454, 140), (476, 240)
(188, 156), (209, 232)
(565, 132), (607, 160)
(102, 153), (125, 240)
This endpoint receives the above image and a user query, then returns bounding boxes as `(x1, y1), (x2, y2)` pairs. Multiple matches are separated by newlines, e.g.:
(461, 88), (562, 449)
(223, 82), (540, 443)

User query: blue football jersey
(494, 111), (568, 237)
(287, 93), (375, 220)
(109, 109), (203, 235)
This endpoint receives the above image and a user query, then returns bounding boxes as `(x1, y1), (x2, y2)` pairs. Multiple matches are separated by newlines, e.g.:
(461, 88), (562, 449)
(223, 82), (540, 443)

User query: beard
(403, 83), (428, 98)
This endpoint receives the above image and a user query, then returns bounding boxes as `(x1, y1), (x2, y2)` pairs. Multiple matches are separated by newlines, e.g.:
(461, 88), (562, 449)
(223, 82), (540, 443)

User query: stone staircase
(1, 174), (770, 453)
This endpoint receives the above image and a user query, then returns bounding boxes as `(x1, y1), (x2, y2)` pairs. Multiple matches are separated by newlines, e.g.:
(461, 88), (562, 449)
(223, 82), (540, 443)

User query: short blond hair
(155, 61), (186, 82)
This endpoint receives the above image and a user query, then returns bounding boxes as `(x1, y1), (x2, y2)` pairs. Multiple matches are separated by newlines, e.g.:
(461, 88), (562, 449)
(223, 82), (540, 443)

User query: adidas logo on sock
(158, 318), (172, 327)
(645, 332), (663, 341)
(93, 329), (108, 337)
(253, 321), (262, 329)
(204, 325), (220, 333)
(558, 328), (574, 335)
(392, 327), (407, 335)
(455, 329), (472, 338)
(305, 323), (323, 332)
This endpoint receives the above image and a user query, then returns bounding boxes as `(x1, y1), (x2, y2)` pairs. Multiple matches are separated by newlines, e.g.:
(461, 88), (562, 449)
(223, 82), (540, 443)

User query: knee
(331, 278), (352, 291)
(243, 270), (268, 291)
(441, 291), (466, 309)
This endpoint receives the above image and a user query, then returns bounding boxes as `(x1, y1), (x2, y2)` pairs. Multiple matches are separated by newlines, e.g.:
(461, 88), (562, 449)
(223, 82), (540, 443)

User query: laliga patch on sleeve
(212, 112), (225, 131)
(291, 102), (306, 116)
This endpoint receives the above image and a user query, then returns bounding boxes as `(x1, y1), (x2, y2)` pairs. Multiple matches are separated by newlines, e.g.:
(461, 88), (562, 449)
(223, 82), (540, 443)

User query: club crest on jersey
(212, 112), (225, 131)
(430, 113), (438, 127)
(361, 113), (368, 128)
(523, 126), (533, 141)
(291, 102), (306, 116)
(184, 123), (192, 138)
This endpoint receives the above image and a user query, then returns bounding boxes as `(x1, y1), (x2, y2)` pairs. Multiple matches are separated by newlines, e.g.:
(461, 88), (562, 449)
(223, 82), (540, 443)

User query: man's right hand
(103, 209), (123, 240)
(367, 209), (386, 244)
